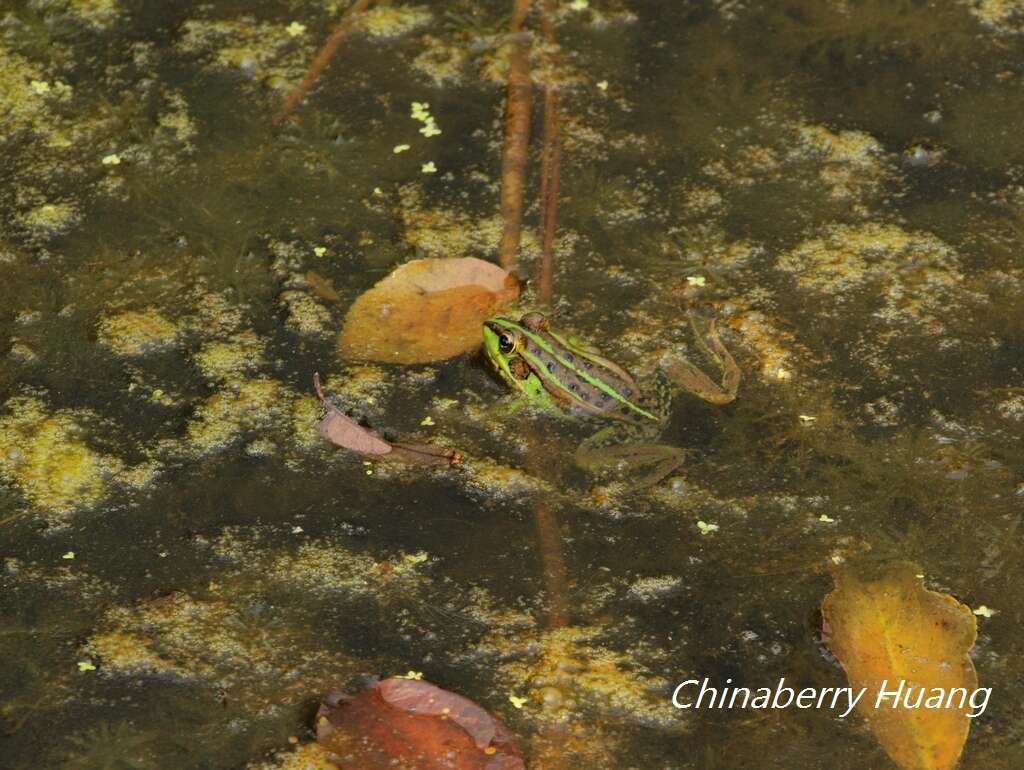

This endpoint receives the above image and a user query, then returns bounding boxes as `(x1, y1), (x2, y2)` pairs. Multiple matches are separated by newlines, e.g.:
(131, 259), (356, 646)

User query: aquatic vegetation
(963, 0), (1024, 32)
(484, 624), (678, 730)
(792, 124), (892, 203)
(0, 0), (1022, 767)
(183, 378), (296, 456)
(18, 201), (80, 235)
(193, 330), (266, 382)
(84, 591), (360, 697)
(67, 0), (122, 30)
(177, 18), (311, 86)
(360, 5), (433, 38)
(96, 308), (181, 357)
(776, 223), (965, 330)
(280, 290), (333, 338)
(0, 397), (131, 522)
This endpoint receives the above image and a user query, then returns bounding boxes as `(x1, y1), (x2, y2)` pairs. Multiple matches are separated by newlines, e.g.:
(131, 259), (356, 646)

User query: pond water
(1, 1), (1023, 768)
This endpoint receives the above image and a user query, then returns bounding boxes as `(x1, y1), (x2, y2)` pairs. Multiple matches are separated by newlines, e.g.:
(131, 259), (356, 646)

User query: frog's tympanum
(482, 312), (739, 487)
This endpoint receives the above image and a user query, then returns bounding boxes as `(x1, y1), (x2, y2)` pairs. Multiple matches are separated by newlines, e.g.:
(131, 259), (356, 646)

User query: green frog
(481, 312), (740, 486)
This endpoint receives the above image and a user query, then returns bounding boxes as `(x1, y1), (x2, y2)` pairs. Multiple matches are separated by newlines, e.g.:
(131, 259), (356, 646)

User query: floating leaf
(316, 677), (525, 769)
(822, 561), (979, 770)
(338, 258), (519, 363)
(313, 374), (461, 465)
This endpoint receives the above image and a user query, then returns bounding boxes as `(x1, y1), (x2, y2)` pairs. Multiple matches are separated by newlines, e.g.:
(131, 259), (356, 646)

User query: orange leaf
(337, 258), (519, 364)
(822, 561), (979, 770)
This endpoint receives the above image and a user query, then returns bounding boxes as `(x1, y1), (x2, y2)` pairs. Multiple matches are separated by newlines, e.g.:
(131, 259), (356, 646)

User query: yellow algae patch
(726, 309), (799, 383)
(399, 185), (540, 260)
(97, 308), (180, 356)
(290, 394), (323, 450)
(84, 593), (356, 695)
(20, 201), (80, 235)
(177, 19), (309, 85)
(248, 743), (337, 770)
(0, 44), (57, 135)
(412, 35), (469, 85)
(70, 0), (121, 29)
(0, 397), (123, 520)
(794, 124), (891, 201)
(186, 378), (289, 455)
(964, 0), (1024, 31)
(777, 223), (963, 326)
(491, 625), (676, 729)
(359, 5), (432, 38)
(280, 290), (333, 337)
(193, 330), (266, 382)
(84, 630), (178, 676)
(267, 543), (431, 597)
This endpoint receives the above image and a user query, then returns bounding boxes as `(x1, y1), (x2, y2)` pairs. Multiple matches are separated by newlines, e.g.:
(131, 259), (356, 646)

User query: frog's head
(482, 313), (553, 402)
(483, 315), (527, 387)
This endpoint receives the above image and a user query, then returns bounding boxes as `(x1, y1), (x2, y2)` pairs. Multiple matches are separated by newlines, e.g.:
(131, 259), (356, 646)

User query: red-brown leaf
(313, 373), (393, 455)
(316, 677), (525, 770)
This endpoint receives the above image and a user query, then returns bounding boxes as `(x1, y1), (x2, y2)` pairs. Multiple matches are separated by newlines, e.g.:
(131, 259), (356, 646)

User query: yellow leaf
(822, 561), (979, 770)
(338, 257), (519, 364)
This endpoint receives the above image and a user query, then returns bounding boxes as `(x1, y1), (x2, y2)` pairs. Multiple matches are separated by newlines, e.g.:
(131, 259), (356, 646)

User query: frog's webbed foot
(663, 315), (740, 405)
(575, 441), (686, 489)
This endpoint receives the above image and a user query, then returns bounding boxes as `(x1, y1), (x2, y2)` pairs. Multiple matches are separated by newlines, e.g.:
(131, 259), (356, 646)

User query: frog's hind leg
(662, 315), (740, 405)
(575, 436), (686, 488)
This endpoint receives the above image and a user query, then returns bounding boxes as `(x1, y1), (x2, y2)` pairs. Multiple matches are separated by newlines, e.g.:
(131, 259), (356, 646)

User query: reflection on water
(1, 0), (1023, 768)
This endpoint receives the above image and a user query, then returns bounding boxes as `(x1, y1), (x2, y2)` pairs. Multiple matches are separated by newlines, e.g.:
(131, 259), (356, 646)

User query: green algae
(0, 398), (124, 522)
(1, 1), (1024, 768)
(96, 308), (181, 356)
(193, 331), (266, 382)
(360, 5), (433, 38)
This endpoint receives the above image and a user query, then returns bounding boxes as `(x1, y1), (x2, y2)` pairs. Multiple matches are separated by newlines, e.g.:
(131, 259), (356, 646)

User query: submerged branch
(537, 86), (561, 306)
(537, 0), (562, 305)
(497, 0), (534, 271)
(533, 502), (569, 628)
(273, 0), (376, 125)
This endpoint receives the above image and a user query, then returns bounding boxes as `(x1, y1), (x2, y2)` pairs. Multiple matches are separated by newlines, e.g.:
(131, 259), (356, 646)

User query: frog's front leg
(574, 425), (686, 488)
(662, 316), (740, 405)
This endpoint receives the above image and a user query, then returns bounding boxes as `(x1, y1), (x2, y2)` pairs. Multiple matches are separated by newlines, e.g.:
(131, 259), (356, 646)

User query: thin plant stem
(273, 0), (377, 126)
(497, 0), (534, 270)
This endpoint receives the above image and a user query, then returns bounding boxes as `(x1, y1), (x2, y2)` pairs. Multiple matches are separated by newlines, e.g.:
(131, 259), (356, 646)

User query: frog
(481, 311), (740, 487)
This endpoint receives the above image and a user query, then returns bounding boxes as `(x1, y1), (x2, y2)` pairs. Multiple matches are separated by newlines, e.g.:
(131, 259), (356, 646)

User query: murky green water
(2, 1), (1023, 768)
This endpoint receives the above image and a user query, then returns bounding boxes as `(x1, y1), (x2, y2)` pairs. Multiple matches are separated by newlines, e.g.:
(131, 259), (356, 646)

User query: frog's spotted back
(482, 315), (659, 424)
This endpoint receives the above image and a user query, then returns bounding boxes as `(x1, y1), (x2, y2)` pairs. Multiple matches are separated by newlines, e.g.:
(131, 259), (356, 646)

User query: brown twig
(533, 502), (569, 627)
(497, 0), (534, 271)
(537, 0), (561, 305)
(538, 89), (561, 305)
(273, 0), (376, 126)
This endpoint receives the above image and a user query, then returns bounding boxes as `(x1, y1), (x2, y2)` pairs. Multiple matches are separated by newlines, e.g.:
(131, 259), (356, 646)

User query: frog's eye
(508, 357), (530, 380)
(498, 333), (516, 354)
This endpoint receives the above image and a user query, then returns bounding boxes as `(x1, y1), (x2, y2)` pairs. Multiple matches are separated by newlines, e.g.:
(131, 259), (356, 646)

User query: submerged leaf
(316, 677), (525, 769)
(821, 561), (979, 770)
(312, 374), (461, 465)
(338, 257), (519, 363)
(314, 373), (392, 455)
